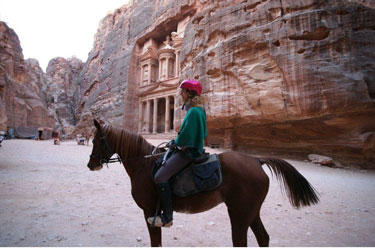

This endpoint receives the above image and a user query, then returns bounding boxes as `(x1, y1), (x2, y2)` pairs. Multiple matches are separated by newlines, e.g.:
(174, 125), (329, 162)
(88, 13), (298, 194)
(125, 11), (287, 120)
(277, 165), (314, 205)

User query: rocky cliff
(75, 0), (197, 133)
(1, 0), (374, 168)
(0, 21), (84, 138)
(179, 0), (375, 168)
(76, 0), (374, 168)
(0, 21), (54, 131)
(45, 57), (84, 137)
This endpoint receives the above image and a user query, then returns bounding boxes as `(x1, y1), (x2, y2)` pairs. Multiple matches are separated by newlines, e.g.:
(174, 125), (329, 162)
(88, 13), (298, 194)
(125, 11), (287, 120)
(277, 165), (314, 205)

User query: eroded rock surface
(74, 0), (375, 168)
(75, 0), (374, 167)
(45, 57), (84, 137)
(1, 0), (374, 168)
(0, 21), (54, 131)
(178, 0), (375, 168)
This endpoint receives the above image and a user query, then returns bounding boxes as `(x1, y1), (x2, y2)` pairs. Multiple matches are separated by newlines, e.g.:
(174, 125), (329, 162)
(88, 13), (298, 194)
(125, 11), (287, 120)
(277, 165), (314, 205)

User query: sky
(0, 0), (129, 72)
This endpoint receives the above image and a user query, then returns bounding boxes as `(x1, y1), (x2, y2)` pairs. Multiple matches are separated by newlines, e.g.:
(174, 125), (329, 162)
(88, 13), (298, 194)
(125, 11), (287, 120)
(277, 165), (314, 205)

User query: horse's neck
(104, 126), (154, 178)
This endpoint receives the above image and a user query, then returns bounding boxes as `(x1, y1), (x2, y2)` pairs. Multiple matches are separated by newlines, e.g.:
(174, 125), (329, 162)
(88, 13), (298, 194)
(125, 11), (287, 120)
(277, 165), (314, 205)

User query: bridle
(90, 131), (167, 167)
(89, 131), (122, 166)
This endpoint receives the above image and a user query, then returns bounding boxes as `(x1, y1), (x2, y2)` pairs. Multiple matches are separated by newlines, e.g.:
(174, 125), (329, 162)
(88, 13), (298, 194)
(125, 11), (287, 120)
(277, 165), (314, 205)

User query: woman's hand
(166, 140), (177, 149)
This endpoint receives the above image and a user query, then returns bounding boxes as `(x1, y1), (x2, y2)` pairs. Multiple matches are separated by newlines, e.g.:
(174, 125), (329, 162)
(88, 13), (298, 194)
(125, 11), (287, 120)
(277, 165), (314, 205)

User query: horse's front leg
(144, 211), (162, 247)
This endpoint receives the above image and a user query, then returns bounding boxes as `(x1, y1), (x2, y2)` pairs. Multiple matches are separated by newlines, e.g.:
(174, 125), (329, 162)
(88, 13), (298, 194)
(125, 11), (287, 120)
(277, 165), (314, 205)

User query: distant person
(0, 131), (5, 146)
(54, 138), (61, 145)
(52, 130), (60, 145)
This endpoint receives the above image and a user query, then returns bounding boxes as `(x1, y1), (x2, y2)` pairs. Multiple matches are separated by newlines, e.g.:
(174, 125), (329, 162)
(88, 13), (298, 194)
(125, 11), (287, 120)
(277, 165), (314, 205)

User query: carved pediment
(140, 47), (158, 62)
(138, 80), (179, 97)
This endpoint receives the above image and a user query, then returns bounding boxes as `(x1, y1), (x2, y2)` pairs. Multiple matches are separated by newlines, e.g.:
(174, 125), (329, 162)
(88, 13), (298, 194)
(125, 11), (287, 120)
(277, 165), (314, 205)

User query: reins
(145, 142), (168, 159)
(124, 142), (167, 163)
(90, 131), (166, 167)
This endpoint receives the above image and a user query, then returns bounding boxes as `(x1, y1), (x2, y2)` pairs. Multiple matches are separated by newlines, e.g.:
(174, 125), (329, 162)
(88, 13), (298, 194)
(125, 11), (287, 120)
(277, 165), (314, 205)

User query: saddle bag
(170, 154), (223, 197)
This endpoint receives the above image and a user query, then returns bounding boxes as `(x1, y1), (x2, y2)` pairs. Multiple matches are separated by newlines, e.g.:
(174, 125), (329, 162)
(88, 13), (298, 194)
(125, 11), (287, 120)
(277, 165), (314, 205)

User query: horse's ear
(93, 119), (101, 131)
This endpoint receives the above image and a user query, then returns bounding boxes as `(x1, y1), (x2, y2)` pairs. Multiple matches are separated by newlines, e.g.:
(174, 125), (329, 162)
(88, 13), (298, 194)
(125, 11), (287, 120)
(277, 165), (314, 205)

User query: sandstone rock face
(76, 0), (196, 132)
(178, 0), (375, 168)
(0, 21), (54, 131)
(76, 0), (374, 168)
(45, 57), (84, 137)
(3, 0), (372, 168)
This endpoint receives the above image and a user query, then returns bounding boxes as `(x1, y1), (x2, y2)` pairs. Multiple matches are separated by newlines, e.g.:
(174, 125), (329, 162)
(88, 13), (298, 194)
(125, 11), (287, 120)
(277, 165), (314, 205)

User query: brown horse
(87, 119), (319, 247)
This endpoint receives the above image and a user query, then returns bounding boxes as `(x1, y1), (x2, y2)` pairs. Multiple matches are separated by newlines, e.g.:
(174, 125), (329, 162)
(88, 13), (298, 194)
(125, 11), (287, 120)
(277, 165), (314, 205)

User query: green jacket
(175, 106), (207, 159)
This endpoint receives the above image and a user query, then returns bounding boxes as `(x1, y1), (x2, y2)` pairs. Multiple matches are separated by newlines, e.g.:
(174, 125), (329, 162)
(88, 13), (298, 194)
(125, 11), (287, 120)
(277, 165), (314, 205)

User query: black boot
(147, 183), (173, 227)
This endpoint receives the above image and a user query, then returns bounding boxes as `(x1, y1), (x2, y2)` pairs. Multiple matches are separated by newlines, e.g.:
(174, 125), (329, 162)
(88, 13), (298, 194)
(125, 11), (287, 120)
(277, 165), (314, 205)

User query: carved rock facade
(2, 0), (374, 169)
(77, 0), (374, 168)
(75, 1), (195, 135)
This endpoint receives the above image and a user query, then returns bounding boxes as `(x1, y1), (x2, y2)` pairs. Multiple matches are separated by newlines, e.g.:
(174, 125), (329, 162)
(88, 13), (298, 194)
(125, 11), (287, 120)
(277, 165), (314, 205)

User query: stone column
(165, 96), (170, 133)
(153, 98), (158, 134)
(140, 65), (144, 86)
(138, 101), (143, 133)
(148, 63), (152, 84)
(166, 57), (170, 80)
(146, 100), (151, 133)
(175, 51), (179, 77)
(158, 59), (162, 81)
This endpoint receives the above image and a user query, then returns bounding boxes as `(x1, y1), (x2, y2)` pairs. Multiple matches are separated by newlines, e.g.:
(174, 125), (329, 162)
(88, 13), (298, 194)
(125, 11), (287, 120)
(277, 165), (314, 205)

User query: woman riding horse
(87, 83), (319, 246)
(147, 79), (207, 228)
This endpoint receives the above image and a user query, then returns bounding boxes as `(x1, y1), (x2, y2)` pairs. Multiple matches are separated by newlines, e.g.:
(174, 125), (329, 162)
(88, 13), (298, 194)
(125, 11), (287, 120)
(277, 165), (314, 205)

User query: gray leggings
(154, 150), (192, 184)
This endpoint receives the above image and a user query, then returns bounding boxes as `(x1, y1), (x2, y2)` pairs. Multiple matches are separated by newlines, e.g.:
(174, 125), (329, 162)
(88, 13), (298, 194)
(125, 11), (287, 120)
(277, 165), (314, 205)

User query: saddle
(153, 151), (223, 197)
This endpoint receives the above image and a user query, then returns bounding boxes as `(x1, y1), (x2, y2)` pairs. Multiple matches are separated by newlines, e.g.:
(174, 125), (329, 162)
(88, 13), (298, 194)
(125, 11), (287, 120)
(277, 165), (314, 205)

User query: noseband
(90, 132), (122, 165)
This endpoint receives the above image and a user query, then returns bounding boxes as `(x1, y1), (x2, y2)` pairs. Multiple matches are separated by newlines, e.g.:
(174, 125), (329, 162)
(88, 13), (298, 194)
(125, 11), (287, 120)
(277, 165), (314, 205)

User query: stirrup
(147, 216), (173, 228)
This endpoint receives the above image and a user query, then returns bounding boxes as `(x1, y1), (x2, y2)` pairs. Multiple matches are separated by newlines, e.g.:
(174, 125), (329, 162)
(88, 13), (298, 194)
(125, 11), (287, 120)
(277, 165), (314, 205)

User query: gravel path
(0, 139), (374, 247)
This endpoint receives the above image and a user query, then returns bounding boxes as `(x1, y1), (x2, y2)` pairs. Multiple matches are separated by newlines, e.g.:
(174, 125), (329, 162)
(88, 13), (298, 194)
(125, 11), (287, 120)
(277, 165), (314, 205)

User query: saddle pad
(171, 154), (223, 197)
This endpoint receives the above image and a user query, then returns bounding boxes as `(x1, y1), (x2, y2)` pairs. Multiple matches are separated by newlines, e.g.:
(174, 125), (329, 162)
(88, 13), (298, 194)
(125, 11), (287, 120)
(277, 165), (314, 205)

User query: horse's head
(87, 119), (114, 171)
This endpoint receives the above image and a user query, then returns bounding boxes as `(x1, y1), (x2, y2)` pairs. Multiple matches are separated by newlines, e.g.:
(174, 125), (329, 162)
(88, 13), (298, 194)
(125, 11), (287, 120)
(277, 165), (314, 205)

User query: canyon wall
(75, 0), (196, 133)
(0, 21), (84, 138)
(1, 0), (374, 168)
(77, 0), (374, 168)
(0, 21), (54, 132)
(178, 0), (375, 168)
(45, 57), (84, 137)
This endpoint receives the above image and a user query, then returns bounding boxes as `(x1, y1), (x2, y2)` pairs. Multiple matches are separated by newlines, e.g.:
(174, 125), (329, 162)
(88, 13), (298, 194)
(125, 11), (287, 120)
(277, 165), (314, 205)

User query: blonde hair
(186, 95), (206, 108)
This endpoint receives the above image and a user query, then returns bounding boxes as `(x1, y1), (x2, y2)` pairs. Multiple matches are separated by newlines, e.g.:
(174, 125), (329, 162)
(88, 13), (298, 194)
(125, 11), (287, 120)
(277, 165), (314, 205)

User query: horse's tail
(259, 157), (319, 208)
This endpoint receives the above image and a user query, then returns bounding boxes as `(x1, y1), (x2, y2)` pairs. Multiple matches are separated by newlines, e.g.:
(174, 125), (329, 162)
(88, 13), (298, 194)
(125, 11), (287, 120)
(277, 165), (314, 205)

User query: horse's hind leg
(227, 208), (250, 247)
(250, 213), (269, 247)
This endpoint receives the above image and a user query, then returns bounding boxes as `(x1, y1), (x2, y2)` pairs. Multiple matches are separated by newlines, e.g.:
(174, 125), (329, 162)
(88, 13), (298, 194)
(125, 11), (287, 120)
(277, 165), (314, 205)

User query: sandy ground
(0, 138), (374, 247)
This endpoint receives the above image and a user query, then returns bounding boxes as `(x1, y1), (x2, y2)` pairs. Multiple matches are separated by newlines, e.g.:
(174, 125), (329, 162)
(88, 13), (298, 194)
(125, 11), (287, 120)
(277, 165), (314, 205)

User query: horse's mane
(101, 125), (155, 161)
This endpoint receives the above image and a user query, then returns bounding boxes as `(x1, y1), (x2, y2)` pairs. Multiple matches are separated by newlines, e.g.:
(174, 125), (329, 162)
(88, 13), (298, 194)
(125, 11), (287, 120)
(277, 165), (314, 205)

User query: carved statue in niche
(143, 65), (149, 85)
(168, 58), (175, 78)
(171, 31), (183, 46)
(159, 58), (165, 81)
(151, 64), (157, 83)
(163, 35), (172, 47)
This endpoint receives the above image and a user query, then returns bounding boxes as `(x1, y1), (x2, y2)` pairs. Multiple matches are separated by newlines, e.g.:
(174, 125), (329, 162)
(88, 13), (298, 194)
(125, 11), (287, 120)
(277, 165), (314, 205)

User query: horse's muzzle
(87, 163), (103, 171)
